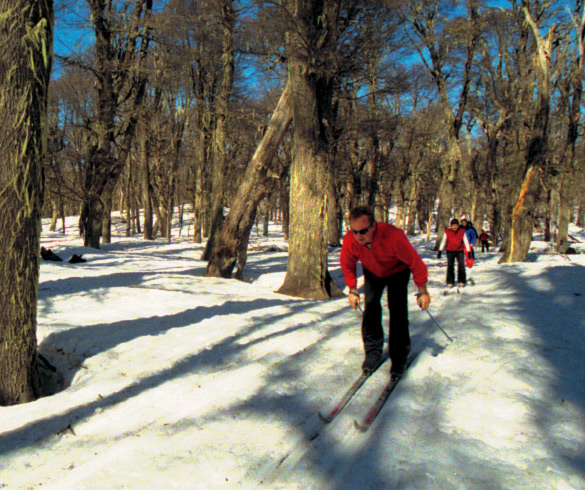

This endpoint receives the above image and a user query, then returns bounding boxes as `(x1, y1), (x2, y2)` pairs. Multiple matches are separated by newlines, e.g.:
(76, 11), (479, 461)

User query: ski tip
(354, 420), (370, 433)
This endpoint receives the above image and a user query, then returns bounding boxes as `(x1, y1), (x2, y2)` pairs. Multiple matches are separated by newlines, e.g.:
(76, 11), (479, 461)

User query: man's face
(451, 223), (459, 231)
(349, 215), (375, 245)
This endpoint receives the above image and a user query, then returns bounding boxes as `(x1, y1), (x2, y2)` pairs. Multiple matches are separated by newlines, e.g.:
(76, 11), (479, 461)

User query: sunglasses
(351, 224), (372, 235)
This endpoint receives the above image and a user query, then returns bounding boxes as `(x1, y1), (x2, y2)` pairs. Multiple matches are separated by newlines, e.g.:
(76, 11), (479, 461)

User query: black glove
(437, 251), (442, 259)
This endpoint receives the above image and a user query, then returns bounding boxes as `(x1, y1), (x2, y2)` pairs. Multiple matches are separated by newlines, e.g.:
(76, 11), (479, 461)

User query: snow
(1, 214), (585, 490)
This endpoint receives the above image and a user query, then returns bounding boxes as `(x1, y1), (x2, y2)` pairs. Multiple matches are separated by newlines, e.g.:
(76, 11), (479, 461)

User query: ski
(354, 353), (418, 432)
(443, 285), (466, 295)
(318, 351), (389, 423)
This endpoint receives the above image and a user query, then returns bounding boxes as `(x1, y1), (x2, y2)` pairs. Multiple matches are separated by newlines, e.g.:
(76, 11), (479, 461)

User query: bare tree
(201, 0), (237, 260)
(405, 0), (480, 249)
(74, 0), (153, 248)
(206, 81), (293, 278)
(500, 4), (556, 263)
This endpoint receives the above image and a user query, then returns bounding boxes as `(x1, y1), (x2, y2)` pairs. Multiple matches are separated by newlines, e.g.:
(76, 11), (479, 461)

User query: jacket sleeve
(395, 232), (428, 287)
(463, 233), (471, 252)
(438, 231), (447, 251)
(340, 241), (359, 289)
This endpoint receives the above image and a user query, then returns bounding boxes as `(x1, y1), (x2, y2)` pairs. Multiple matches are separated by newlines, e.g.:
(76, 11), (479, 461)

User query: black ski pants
(361, 267), (411, 368)
(446, 250), (466, 285)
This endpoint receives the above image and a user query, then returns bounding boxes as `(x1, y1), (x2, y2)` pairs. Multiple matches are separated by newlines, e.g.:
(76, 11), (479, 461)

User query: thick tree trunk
(207, 82), (293, 278)
(276, 3), (344, 299)
(0, 0), (53, 405)
(500, 166), (540, 262)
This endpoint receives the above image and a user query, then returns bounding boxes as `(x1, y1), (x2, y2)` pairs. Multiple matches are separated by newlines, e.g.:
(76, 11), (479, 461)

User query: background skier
(437, 218), (472, 288)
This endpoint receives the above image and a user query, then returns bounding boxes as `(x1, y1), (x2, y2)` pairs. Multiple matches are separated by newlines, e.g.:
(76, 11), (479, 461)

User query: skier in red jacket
(437, 218), (472, 287)
(340, 206), (430, 377)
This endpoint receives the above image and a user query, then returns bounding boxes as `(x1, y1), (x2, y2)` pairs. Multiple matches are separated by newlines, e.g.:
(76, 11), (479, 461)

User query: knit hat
(450, 218), (459, 226)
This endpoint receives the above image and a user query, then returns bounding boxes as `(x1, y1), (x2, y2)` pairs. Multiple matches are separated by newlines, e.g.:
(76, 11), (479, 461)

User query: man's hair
(349, 205), (375, 223)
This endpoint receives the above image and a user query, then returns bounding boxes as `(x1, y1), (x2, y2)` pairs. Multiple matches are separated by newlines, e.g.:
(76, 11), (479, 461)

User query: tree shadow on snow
(3, 298), (341, 457)
(225, 261), (585, 490)
(38, 296), (310, 393)
(490, 262), (585, 477)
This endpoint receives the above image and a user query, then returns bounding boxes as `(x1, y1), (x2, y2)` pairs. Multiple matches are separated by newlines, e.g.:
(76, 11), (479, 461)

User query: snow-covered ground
(1, 214), (584, 490)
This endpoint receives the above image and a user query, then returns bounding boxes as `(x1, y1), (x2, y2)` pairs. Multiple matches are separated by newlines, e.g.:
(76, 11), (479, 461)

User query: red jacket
(440, 228), (469, 252)
(340, 222), (428, 288)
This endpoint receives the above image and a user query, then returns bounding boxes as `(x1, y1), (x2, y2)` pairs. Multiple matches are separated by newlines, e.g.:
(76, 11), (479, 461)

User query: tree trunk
(49, 197), (58, 232)
(101, 189), (113, 244)
(193, 162), (204, 243)
(206, 82), (293, 278)
(202, 0), (236, 261)
(0, 0), (53, 405)
(141, 128), (154, 240)
(432, 144), (460, 250)
(326, 176), (341, 247)
(406, 182), (417, 236)
(276, 0), (345, 299)
(557, 8), (585, 254)
(500, 166), (540, 262)
(577, 191), (585, 228)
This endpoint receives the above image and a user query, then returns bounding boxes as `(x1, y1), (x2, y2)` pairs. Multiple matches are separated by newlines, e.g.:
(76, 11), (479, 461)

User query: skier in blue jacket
(461, 219), (477, 259)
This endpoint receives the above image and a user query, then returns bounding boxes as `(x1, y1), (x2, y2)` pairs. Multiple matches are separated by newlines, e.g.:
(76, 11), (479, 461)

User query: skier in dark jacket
(340, 205), (430, 377)
(479, 230), (490, 252)
(437, 218), (472, 288)
(461, 218), (477, 259)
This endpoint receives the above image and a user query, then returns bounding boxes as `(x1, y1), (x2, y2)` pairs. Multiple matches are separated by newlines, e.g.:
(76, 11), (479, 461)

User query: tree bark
(0, 0), (53, 405)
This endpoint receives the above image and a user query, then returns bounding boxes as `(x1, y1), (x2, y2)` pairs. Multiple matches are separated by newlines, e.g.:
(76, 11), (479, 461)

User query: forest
(0, 0), (584, 404)
(47, 1), (584, 281)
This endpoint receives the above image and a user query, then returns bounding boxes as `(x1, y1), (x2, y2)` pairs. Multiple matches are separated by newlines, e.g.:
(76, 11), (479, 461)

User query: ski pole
(425, 310), (454, 342)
